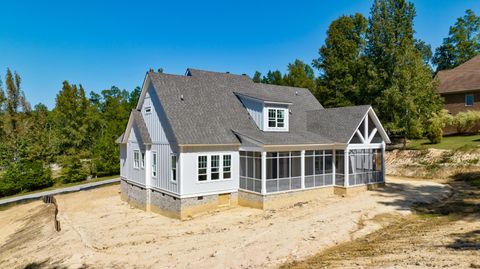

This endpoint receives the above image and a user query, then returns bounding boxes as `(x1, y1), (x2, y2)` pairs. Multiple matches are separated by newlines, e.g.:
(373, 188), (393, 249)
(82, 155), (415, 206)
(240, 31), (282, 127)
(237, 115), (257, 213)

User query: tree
(365, 0), (443, 140)
(26, 104), (55, 163)
(261, 70), (285, 85)
(433, 9), (480, 71)
(313, 13), (368, 107)
(252, 71), (262, 83)
(283, 59), (316, 94)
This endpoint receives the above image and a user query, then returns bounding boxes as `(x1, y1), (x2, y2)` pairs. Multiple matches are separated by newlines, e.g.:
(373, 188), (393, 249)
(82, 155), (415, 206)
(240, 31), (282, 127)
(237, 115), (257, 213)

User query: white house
(117, 68), (390, 219)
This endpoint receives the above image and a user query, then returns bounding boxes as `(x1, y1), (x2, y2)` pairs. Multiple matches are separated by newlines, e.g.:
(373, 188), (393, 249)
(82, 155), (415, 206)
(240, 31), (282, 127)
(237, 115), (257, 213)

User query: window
(267, 108), (287, 129)
(152, 152), (157, 177)
(133, 150), (140, 169)
(171, 155), (177, 181)
(466, 94), (474, 106)
(223, 155), (231, 179)
(211, 155), (220, 180)
(145, 106), (152, 114)
(198, 156), (207, 181)
(141, 152), (145, 168)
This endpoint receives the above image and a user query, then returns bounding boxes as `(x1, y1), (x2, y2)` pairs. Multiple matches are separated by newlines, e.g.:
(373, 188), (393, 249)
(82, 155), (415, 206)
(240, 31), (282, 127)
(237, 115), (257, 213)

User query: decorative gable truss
(348, 108), (390, 146)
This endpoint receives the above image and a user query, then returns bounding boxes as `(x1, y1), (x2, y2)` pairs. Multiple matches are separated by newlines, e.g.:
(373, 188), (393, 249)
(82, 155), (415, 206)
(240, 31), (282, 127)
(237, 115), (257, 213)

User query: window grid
(141, 152), (145, 168)
(211, 155), (220, 180)
(133, 150), (140, 169)
(223, 155), (231, 179)
(267, 108), (286, 129)
(198, 156), (207, 181)
(171, 155), (177, 181)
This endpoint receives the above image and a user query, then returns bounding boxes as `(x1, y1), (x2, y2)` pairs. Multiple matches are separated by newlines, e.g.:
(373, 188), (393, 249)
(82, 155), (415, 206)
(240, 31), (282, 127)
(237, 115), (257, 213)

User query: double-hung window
(198, 156), (207, 181)
(267, 108), (286, 129)
(171, 155), (177, 181)
(133, 150), (140, 169)
(152, 152), (157, 177)
(141, 152), (145, 168)
(223, 155), (231, 179)
(211, 155), (220, 180)
(466, 94), (474, 106)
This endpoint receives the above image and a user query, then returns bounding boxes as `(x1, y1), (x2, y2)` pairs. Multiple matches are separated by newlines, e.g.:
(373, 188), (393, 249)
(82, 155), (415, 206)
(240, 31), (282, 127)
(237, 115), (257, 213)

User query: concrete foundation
(334, 182), (385, 196)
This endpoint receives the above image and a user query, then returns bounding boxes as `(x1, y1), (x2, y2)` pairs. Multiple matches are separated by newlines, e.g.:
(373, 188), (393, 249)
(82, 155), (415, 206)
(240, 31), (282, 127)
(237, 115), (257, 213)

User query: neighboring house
(117, 68), (391, 219)
(437, 55), (480, 115)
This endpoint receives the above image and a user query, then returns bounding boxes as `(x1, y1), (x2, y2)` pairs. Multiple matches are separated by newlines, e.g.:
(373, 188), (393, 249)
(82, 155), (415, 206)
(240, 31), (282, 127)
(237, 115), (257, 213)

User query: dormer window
(265, 107), (289, 131)
(268, 108), (285, 128)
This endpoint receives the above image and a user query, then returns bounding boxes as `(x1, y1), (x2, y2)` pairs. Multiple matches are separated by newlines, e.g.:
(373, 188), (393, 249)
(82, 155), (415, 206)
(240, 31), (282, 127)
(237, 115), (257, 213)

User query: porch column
(381, 142), (386, 182)
(261, 151), (267, 195)
(332, 150), (336, 185)
(145, 145), (152, 189)
(344, 149), (349, 187)
(300, 150), (305, 189)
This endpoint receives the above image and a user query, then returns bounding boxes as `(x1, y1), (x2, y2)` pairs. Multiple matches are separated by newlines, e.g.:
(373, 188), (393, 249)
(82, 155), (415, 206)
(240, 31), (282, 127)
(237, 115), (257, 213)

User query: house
(436, 55), (480, 115)
(117, 68), (390, 219)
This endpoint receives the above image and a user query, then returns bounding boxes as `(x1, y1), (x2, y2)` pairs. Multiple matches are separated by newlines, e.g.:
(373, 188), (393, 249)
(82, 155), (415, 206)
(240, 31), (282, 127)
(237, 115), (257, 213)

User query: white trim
(196, 153), (233, 183)
(261, 151), (267, 195)
(355, 129), (366, 143)
(264, 107), (289, 132)
(367, 128), (378, 143)
(133, 150), (140, 169)
(170, 154), (177, 182)
(145, 147), (152, 188)
(151, 151), (158, 178)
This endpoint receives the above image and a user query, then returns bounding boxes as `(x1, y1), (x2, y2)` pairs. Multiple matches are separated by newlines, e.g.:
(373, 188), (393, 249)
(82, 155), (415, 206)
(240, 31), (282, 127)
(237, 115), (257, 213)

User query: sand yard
(0, 176), (451, 269)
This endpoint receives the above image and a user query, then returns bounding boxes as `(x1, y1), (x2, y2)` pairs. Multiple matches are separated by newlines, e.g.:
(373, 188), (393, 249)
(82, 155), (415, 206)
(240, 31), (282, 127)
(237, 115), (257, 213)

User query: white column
(145, 146), (152, 189)
(300, 150), (305, 189)
(261, 151), (267, 195)
(381, 142), (386, 183)
(332, 149), (336, 185)
(344, 149), (349, 187)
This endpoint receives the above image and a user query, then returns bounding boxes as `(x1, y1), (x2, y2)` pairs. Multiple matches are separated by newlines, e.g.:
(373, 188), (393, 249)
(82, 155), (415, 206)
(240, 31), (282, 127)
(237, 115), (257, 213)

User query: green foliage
(59, 156), (88, 184)
(313, 13), (368, 107)
(452, 110), (480, 134)
(433, 9), (480, 71)
(283, 60), (316, 94)
(425, 109), (452, 144)
(0, 161), (53, 197)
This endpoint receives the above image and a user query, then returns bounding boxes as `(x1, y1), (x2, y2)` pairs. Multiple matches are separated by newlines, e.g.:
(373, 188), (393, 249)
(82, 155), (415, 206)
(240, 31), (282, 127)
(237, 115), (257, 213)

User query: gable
(347, 108), (390, 144)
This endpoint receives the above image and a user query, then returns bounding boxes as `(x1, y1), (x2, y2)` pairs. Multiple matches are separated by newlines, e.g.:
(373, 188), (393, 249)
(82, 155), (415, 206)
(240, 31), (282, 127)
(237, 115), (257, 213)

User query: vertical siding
(239, 96), (263, 130)
(120, 144), (127, 178)
(132, 81), (179, 194)
(127, 126), (146, 185)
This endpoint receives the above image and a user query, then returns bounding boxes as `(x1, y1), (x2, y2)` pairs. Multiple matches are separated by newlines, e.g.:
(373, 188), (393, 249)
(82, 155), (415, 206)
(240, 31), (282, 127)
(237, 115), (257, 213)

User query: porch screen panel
(348, 149), (383, 185)
(239, 151), (262, 193)
(335, 150), (345, 186)
(266, 151), (301, 193)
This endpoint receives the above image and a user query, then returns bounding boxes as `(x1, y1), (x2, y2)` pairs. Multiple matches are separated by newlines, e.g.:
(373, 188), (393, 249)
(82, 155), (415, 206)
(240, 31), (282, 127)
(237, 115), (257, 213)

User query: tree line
(253, 0), (480, 143)
(0, 70), (139, 196)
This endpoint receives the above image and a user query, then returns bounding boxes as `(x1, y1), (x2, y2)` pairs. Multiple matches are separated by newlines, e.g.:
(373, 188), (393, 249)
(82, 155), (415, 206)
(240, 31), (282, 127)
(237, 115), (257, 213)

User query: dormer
(235, 92), (291, 132)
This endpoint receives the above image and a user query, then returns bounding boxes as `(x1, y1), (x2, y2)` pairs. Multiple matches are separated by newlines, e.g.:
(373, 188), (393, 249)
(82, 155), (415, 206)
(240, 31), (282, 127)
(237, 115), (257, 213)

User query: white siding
(127, 125), (146, 185)
(179, 151), (239, 196)
(238, 96), (264, 130)
(120, 144), (127, 178)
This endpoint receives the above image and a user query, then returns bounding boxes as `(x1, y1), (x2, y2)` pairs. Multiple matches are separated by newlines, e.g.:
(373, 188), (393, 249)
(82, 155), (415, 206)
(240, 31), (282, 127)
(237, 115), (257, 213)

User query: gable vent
(180, 94), (184, 101)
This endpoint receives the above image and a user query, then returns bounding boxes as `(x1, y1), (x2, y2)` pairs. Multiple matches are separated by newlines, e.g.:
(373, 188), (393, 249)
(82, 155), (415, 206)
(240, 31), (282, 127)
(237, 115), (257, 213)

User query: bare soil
(282, 181), (480, 269)
(0, 177), (450, 269)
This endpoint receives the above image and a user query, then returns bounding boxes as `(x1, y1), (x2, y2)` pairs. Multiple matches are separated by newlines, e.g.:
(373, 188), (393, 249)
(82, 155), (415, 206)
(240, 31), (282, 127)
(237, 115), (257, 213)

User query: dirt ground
(0, 177), (451, 269)
(282, 180), (480, 269)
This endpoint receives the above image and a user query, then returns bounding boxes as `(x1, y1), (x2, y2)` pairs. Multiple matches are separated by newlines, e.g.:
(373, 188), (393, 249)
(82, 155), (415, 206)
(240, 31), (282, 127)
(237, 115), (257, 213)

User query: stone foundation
(121, 179), (238, 220)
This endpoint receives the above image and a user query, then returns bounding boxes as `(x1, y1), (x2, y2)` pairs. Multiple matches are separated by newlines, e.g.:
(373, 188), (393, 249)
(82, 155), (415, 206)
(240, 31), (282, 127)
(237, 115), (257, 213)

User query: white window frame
(170, 154), (177, 182)
(211, 155), (220, 180)
(465, 94), (474, 106)
(198, 155), (208, 181)
(264, 107), (288, 131)
(152, 151), (157, 178)
(223, 155), (231, 179)
(196, 154), (233, 183)
(133, 150), (140, 169)
(141, 151), (145, 169)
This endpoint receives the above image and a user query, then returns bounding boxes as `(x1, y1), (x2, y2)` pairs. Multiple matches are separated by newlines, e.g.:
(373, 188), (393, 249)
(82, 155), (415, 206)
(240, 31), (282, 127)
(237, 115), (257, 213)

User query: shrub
(59, 156), (88, 183)
(452, 110), (480, 134)
(425, 109), (452, 144)
(0, 161), (53, 197)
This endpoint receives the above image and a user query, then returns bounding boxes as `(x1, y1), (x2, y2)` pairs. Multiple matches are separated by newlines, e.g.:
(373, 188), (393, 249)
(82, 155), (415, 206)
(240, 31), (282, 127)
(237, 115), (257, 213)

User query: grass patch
(0, 174), (119, 200)
(406, 134), (480, 151)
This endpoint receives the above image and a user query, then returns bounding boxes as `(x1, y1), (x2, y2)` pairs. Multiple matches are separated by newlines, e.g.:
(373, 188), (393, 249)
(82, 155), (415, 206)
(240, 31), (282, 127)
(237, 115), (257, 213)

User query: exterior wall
(127, 125), (146, 185)
(121, 180), (147, 210)
(442, 91), (480, 115)
(179, 150), (239, 197)
(238, 96), (264, 130)
(442, 91), (480, 134)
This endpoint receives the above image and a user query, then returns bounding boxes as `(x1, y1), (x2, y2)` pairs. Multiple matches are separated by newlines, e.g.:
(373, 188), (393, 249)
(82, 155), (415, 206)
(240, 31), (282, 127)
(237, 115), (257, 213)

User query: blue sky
(0, 0), (479, 108)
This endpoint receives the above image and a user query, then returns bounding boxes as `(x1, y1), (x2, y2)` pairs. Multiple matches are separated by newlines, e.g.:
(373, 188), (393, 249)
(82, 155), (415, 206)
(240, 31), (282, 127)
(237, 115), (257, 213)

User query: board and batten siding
(139, 82), (179, 194)
(126, 124), (146, 185)
(238, 96), (263, 130)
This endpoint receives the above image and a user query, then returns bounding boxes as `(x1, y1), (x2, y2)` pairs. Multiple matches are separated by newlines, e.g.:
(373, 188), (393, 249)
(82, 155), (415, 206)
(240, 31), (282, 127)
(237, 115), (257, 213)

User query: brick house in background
(436, 55), (480, 134)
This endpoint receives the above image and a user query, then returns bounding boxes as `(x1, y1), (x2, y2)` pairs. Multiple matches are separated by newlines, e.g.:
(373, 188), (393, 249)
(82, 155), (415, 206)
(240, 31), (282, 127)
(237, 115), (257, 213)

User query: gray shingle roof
(132, 110), (152, 144)
(307, 105), (371, 144)
(147, 69), (371, 146)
